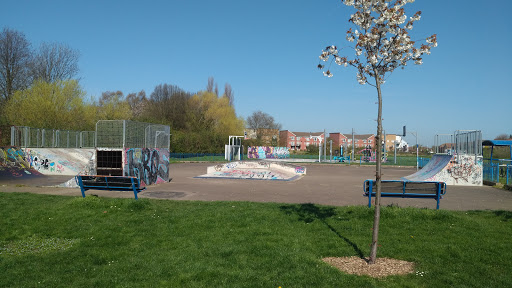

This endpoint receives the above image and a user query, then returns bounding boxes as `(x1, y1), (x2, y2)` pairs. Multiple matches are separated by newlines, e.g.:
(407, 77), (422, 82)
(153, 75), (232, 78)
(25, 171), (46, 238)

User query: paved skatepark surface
(1, 162), (511, 211)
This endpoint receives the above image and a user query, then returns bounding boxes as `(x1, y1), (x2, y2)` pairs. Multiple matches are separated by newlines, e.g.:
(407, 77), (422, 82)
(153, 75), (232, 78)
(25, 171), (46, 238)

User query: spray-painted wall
(0, 147), (30, 168)
(123, 148), (169, 186)
(247, 146), (290, 159)
(0, 147), (41, 178)
(430, 154), (483, 186)
(23, 148), (95, 176)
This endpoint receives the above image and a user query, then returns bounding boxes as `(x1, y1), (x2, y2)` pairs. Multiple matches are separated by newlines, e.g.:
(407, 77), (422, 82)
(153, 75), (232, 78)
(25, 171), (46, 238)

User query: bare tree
(0, 28), (31, 103)
(126, 90), (148, 118)
(318, 0), (437, 264)
(30, 42), (80, 83)
(247, 111), (282, 130)
(207, 77), (214, 93)
(148, 83), (191, 130)
(495, 134), (511, 140)
(224, 83), (234, 106)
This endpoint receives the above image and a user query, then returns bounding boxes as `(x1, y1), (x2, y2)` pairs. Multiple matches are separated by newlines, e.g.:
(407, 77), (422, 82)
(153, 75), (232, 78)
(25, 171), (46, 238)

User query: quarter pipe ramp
(403, 154), (483, 186)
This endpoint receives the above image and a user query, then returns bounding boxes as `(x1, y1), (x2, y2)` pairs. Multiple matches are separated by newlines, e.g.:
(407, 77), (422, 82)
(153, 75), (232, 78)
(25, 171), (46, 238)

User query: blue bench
(363, 179), (447, 209)
(75, 175), (145, 200)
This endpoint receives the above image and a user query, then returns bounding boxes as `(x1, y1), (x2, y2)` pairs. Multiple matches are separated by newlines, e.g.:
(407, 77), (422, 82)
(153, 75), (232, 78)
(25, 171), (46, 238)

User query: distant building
(329, 133), (376, 151)
(279, 131), (325, 151)
(385, 134), (408, 152)
(438, 143), (455, 154)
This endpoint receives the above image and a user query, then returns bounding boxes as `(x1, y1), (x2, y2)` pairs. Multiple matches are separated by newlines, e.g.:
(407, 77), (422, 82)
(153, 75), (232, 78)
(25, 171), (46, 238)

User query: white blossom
(318, 0), (436, 82)
(357, 73), (367, 85)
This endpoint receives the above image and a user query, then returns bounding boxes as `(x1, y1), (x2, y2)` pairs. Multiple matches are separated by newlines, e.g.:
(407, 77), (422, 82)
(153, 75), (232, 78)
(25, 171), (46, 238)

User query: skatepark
(1, 162), (511, 211)
(1, 127), (511, 211)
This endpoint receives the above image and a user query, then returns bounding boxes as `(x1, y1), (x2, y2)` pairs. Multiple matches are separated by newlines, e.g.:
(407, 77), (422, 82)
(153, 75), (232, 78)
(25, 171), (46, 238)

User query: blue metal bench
(363, 179), (447, 209)
(75, 175), (145, 200)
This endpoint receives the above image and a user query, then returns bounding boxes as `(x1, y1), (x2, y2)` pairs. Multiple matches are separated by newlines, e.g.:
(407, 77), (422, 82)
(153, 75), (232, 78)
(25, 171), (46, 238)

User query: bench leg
(368, 181), (372, 208)
(131, 178), (138, 200)
(76, 176), (86, 198)
(436, 184), (441, 210)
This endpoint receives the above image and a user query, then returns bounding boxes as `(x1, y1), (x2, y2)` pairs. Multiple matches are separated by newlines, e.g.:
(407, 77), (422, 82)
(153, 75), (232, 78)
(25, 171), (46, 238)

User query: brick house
(385, 134), (397, 151)
(329, 133), (376, 151)
(279, 131), (325, 151)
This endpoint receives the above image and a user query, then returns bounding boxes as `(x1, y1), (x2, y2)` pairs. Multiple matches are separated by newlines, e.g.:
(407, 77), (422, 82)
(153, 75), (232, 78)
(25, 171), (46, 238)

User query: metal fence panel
(10, 120), (169, 149)
(96, 120), (124, 148)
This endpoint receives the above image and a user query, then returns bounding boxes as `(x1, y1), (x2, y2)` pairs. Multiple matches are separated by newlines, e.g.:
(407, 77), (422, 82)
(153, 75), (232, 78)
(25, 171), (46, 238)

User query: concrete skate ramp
(403, 154), (483, 186)
(196, 161), (306, 181)
(23, 148), (95, 176)
(0, 147), (95, 187)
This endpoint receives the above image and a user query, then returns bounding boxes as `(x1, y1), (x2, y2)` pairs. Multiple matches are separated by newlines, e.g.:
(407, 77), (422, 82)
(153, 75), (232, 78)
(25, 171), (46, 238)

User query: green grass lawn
(1, 193), (511, 287)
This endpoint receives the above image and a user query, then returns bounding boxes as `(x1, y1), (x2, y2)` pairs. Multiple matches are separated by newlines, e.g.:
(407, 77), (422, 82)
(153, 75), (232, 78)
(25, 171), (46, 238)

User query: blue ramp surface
(402, 154), (452, 181)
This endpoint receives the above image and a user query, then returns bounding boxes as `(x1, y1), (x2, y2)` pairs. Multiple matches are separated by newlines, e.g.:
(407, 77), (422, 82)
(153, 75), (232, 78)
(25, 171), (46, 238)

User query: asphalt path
(1, 162), (511, 211)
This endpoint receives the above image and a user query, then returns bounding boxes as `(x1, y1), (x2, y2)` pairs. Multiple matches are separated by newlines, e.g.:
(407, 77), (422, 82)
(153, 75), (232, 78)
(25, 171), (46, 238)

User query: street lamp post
(318, 137), (322, 163)
(411, 132), (419, 171)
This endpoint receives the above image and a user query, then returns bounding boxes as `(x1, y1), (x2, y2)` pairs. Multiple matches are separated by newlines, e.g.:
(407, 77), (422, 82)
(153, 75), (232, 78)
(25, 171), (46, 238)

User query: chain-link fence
(434, 130), (482, 156)
(10, 120), (170, 149)
(95, 120), (170, 149)
(10, 126), (96, 148)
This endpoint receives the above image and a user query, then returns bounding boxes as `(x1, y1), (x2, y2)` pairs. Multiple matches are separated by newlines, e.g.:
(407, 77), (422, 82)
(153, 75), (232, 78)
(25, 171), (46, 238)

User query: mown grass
(1, 193), (511, 287)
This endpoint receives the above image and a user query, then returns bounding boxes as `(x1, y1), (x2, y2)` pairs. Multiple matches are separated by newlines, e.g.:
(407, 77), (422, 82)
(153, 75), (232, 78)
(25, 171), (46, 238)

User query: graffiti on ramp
(403, 154), (482, 186)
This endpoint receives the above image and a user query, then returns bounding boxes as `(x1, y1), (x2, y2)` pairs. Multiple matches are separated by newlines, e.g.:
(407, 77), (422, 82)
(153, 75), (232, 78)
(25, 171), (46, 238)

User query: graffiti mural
(124, 148), (169, 186)
(431, 154), (483, 185)
(247, 146), (290, 159)
(0, 147), (30, 168)
(200, 161), (306, 181)
(208, 169), (288, 180)
(0, 147), (42, 178)
(404, 154), (483, 186)
(22, 148), (94, 175)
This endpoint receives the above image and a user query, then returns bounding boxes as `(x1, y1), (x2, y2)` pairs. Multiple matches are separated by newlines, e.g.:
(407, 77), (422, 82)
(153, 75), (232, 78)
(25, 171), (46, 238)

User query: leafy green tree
(3, 79), (95, 130)
(96, 91), (132, 120)
(188, 91), (244, 136)
(306, 143), (319, 155)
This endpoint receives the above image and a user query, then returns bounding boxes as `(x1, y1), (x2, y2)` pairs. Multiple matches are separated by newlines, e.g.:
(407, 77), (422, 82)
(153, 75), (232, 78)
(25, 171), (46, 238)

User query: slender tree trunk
(369, 69), (383, 264)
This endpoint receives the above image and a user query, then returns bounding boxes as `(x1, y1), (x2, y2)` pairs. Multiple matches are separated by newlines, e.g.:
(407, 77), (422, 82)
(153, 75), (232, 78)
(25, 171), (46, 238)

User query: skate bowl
(196, 161), (306, 181)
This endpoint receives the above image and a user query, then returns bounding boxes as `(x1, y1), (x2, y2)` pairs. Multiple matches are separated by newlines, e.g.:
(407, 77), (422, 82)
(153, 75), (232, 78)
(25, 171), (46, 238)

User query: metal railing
(483, 159), (512, 185)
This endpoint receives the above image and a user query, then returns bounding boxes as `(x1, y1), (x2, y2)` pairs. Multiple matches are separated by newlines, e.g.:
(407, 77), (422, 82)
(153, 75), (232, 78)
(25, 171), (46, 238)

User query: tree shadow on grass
(494, 210), (512, 222)
(280, 203), (365, 259)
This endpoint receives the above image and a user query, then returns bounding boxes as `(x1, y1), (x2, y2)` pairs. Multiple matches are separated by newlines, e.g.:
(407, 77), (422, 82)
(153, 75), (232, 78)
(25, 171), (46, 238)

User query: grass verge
(1, 193), (511, 287)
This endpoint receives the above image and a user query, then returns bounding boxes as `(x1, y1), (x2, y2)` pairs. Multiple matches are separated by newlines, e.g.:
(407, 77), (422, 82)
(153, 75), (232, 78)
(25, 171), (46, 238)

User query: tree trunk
(369, 69), (383, 264)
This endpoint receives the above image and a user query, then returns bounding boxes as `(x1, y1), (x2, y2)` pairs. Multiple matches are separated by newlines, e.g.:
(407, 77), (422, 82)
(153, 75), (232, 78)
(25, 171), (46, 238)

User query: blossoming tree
(318, 0), (437, 264)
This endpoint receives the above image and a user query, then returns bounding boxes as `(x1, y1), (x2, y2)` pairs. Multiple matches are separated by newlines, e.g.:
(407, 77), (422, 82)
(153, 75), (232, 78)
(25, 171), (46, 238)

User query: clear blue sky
(2, 0), (511, 146)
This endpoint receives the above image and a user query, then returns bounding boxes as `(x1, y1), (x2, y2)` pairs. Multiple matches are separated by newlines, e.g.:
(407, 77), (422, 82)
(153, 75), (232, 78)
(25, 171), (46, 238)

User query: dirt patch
(322, 256), (415, 278)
